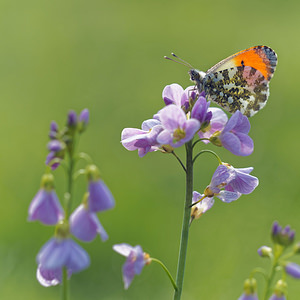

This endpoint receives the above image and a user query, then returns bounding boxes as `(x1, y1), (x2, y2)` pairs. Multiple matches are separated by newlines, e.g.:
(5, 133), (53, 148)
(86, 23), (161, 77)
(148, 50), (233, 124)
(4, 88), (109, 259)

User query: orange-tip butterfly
(166, 46), (277, 117)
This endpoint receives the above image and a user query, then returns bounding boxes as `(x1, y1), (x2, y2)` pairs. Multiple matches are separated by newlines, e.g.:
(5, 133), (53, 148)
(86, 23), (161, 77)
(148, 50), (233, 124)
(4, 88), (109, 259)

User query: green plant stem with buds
(173, 140), (193, 300)
(263, 245), (284, 300)
(61, 145), (76, 300)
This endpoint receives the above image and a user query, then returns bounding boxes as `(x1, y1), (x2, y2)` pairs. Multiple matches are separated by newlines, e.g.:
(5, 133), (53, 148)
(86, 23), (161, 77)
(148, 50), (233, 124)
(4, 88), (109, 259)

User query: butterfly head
(189, 69), (206, 92)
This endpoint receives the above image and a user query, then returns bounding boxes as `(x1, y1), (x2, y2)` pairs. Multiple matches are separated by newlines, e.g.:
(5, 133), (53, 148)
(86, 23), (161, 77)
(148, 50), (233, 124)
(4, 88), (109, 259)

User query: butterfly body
(189, 45), (277, 117)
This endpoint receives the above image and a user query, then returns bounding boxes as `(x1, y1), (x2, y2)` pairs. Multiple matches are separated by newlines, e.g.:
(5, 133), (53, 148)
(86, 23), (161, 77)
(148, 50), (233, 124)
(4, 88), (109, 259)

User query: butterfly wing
(204, 66), (269, 117)
(203, 46), (277, 117)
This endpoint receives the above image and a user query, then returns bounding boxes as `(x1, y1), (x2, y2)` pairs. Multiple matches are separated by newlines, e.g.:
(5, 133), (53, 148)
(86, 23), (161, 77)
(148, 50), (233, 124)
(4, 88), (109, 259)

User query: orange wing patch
(232, 46), (277, 80)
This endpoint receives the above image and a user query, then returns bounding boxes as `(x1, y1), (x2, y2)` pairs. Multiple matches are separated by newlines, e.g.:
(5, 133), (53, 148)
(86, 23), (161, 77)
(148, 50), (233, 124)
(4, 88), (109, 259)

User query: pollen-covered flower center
(173, 128), (186, 141)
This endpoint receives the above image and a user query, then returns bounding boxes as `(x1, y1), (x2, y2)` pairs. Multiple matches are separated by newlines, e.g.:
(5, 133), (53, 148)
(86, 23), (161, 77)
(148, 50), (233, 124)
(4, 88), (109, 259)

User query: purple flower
(285, 262), (300, 279)
(191, 95), (212, 128)
(162, 84), (195, 110)
(88, 179), (115, 212)
(204, 164), (258, 203)
(36, 264), (62, 287)
(121, 119), (163, 157)
(219, 111), (254, 156)
(113, 243), (150, 289)
(70, 204), (108, 242)
(37, 237), (90, 282)
(191, 191), (214, 220)
(156, 105), (200, 148)
(198, 107), (228, 143)
(28, 175), (64, 225)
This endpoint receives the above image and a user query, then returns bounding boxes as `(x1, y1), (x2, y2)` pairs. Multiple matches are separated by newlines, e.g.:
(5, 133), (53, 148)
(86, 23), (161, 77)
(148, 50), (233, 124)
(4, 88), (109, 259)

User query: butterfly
(166, 46), (277, 117)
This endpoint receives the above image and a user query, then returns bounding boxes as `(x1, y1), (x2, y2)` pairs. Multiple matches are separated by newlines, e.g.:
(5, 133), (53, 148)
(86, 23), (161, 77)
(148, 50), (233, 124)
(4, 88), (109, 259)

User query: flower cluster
(28, 109), (115, 286)
(191, 163), (259, 220)
(121, 83), (254, 157)
(239, 221), (300, 299)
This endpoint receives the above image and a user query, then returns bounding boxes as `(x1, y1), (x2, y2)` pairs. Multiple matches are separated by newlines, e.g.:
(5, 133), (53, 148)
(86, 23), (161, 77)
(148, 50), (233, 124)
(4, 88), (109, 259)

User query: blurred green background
(0, 0), (299, 299)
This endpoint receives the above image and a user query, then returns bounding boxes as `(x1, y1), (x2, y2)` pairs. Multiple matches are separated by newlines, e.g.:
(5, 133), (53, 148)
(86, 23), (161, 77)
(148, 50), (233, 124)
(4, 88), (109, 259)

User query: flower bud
(285, 262), (300, 279)
(209, 131), (222, 147)
(257, 246), (272, 257)
(78, 109), (89, 133)
(67, 110), (77, 128)
(269, 279), (287, 300)
(293, 242), (300, 254)
(85, 164), (101, 181)
(271, 221), (295, 247)
(238, 278), (258, 300)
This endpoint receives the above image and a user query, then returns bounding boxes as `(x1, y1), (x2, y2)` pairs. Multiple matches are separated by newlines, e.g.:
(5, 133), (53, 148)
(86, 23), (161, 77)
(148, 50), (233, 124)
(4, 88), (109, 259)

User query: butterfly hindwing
(204, 65), (269, 117)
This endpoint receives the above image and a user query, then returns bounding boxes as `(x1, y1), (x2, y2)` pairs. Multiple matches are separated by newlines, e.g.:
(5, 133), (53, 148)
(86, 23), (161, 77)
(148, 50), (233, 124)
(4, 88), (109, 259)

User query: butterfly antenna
(164, 53), (194, 69)
(171, 53), (194, 69)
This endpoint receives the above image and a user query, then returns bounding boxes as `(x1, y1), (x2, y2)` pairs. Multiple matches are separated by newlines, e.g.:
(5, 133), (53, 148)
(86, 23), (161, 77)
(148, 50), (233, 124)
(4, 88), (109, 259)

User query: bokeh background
(0, 0), (299, 299)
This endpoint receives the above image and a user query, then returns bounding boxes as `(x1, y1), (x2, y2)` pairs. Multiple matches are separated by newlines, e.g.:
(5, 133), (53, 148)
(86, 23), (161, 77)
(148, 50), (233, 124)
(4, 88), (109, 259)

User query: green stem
(151, 258), (177, 291)
(62, 268), (69, 300)
(193, 149), (222, 165)
(172, 151), (186, 173)
(263, 245), (283, 300)
(173, 140), (193, 300)
(62, 147), (76, 300)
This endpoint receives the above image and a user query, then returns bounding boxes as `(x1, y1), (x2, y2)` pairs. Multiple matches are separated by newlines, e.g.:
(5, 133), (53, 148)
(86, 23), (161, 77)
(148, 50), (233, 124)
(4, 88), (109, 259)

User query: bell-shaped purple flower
(191, 191), (214, 220)
(70, 204), (108, 242)
(219, 110), (254, 156)
(85, 165), (115, 213)
(198, 107), (228, 143)
(113, 243), (150, 289)
(88, 179), (115, 212)
(121, 119), (163, 157)
(37, 237), (90, 281)
(28, 174), (64, 225)
(156, 105), (200, 148)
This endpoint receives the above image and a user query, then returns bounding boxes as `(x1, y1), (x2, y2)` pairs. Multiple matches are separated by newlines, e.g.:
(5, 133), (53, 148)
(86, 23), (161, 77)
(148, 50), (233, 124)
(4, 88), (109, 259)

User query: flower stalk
(173, 140), (193, 300)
